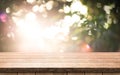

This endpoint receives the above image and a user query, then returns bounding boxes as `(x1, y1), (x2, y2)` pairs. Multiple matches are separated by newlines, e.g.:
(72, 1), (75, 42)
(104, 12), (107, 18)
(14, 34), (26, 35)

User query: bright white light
(13, 12), (42, 40)
(64, 5), (70, 13)
(26, 0), (35, 4)
(46, 1), (54, 10)
(25, 12), (36, 21)
(58, 9), (64, 13)
(13, 12), (49, 52)
(60, 49), (64, 53)
(71, 36), (78, 40)
(6, 7), (10, 13)
(7, 32), (15, 39)
(16, 19), (25, 27)
(71, 1), (88, 15)
(43, 26), (62, 39)
(12, 11), (68, 52)
(104, 4), (114, 14)
(62, 14), (80, 28)
(17, 38), (47, 52)
(66, 0), (72, 2)
(32, 5), (39, 12)
(63, 15), (73, 27)
(12, 11), (71, 52)
(72, 14), (80, 23)
(104, 23), (109, 29)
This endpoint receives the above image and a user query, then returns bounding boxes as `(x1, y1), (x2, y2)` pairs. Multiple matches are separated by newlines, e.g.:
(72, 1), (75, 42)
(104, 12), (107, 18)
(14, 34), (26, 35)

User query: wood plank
(0, 53), (120, 68)
(85, 73), (102, 75)
(0, 62), (120, 68)
(0, 53), (120, 72)
(17, 73), (35, 75)
(0, 52), (119, 59)
(0, 58), (120, 63)
(53, 73), (67, 75)
(68, 73), (84, 75)
(36, 73), (53, 75)
(0, 73), (17, 75)
(36, 73), (67, 75)
(103, 73), (120, 75)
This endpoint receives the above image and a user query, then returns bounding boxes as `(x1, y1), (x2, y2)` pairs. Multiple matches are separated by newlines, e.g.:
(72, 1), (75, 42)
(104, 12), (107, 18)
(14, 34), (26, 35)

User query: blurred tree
(0, 0), (120, 52)
(80, 0), (120, 51)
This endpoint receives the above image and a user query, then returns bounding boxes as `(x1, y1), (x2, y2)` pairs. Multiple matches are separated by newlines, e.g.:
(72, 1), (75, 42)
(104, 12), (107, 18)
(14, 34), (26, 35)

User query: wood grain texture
(0, 73), (120, 75)
(36, 73), (67, 75)
(17, 73), (35, 75)
(103, 73), (120, 75)
(0, 52), (120, 72)
(52, 73), (67, 75)
(85, 73), (102, 75)
(0, 73), (17, 75)
(36, 73), (53, 75)
(68, 73), (84, 75)
(0, 52), (120, 68)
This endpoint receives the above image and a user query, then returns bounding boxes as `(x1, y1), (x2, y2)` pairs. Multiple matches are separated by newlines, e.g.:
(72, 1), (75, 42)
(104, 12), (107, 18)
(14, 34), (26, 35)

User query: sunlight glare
(12, 11), (70, 52)
(25, 12), (36, 21)
(63, 15), (73, 27)
(26, 0), (35, 4)
(32, 5), (39, 12)
(72, 14), (80, 23)
(71, 1), (88, 15)
(64, 5), (70, 13)
(46, 1), (54, 10)
(66, 0), (72, 2)
(6, 7), (11, 13)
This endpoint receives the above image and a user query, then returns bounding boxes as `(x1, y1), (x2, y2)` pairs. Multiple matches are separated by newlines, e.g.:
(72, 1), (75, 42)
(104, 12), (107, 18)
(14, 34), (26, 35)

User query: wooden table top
(0, 52), (120, 72)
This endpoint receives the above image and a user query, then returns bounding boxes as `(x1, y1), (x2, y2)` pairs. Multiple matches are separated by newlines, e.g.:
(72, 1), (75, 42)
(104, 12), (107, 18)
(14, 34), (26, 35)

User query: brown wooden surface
(0, 73), (120, 75)
(103, 73), (120, 75)
(17, 73), (35, 75)
(0, 52), (120, 72)
(85, 73), (102, 75)
(68, 73), (84, 75)
(36, 73), (53, 75)
(0, 73), (17, 75)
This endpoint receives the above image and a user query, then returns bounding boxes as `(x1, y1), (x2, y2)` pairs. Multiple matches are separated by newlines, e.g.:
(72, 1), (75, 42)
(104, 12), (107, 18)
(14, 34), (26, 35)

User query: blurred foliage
(70, 0), (120, 52)
(0, 0), (120, 52)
